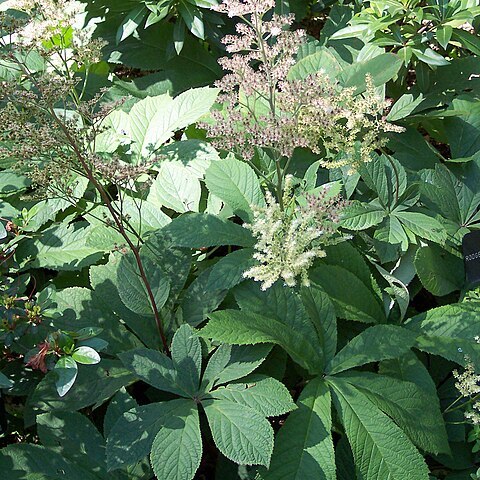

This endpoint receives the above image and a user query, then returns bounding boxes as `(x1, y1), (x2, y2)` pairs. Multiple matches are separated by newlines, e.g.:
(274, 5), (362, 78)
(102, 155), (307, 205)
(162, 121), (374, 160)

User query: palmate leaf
(329, 378), (430, 480)
(327, 325), (417, 375)
(203, 399), (274, 467)
(150, 401), (202, 480)
(203, 281), (323, 373)
(258, 377), (335, 480)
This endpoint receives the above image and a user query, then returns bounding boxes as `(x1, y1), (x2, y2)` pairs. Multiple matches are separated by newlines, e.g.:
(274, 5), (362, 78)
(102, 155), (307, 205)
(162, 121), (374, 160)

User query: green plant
(107, 324), (295, 478)
(0, 0), (480, 478)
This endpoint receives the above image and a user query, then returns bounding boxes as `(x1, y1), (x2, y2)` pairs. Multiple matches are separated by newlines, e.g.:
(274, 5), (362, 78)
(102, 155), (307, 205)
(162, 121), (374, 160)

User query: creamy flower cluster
(243, 178), (347, 290)
(453, 354), (480, 425)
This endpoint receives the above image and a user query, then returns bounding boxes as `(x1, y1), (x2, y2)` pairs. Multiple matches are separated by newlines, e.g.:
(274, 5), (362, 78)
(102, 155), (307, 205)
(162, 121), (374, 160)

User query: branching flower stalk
(206, 0), (403, 209)
(0, 3), (170, 353)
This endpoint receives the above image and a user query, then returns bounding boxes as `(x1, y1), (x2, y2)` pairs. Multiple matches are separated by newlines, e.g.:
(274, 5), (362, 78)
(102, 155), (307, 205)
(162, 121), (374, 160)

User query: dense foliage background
(1, 0), (480, 479)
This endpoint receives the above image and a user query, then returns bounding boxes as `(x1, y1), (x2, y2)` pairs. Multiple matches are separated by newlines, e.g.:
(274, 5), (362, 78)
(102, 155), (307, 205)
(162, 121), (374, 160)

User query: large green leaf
(444, 97), (480, 158)
(205, 158), (265, 222)
(405, 303), (480, 365)
(420, 165), (463, 225)
(202, 344), (272, 391)
(387, 93), (425, 122)
(327, 325), (417, 375)
(25, 360), (134, 425)
(340, 201), (386, 230)
(309, 266), (386, 323)
(339, 53), (403, 94)
(300, 283), (337, 370)
(107, 399), (191, 471)
(339, 372), (449, 455)
(360, 155), (407, 208)
(15, 222), (103, 271)
(379, 351), (437, 397)
(414, 245), (465, 296)
(204, 248), (255, 292)
(118, 348), (188, 397)
(203, 399), (274, 467)
(0, 444), (101, 480)
(120, 87), (218, 158)
(330, 378), (430, 480)
(0, 170), (31, 197)
(150, 401), (202, 480)
(90, 254), (161, 349)
(171, 324), (202, 396)
(154, 139), (220, 178)
(148, 161), (201, 213)
(258, 377), (336, 480)
(201, 310), (323, 374)
(210, 374), (296, 417)
(103, 388), (138, 438)
(117, 253), (170, 316)
(161, 213), (254, 248)
(393, 211), (447, 244)
(37, 411), (106, 470)
(287, 46), (342, 80)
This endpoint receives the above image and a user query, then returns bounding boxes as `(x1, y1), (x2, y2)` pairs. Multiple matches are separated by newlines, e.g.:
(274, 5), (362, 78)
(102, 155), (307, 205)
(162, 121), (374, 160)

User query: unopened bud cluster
(243, 177), (348, 290)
